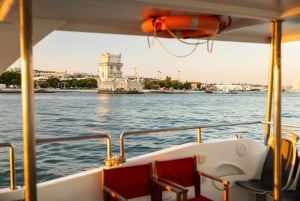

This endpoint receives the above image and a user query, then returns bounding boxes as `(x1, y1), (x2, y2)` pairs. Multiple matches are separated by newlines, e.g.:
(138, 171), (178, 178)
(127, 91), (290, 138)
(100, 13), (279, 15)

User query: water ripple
(1, 92), (300, 188)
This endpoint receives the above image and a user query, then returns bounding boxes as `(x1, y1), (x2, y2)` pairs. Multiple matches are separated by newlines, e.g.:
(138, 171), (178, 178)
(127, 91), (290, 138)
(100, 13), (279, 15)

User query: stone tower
(97, 52), (144, 93)
(98, 53), (123, 81)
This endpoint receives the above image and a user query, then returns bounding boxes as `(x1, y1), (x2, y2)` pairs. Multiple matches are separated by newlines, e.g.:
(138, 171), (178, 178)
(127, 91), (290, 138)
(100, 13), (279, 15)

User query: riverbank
(1, 88), (295, 94)
(142, 89), (191, 94)
(0, 88), (98, 93)
(0, 88), (197, 94)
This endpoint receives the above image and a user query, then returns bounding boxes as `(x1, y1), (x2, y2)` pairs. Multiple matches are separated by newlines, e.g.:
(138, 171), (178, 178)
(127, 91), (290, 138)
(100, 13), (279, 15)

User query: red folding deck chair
(155, 156), (229, 201)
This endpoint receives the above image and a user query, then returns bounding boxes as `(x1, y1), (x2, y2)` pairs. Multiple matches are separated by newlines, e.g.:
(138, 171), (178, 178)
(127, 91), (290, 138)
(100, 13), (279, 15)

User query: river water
(1, 92), (300, 188)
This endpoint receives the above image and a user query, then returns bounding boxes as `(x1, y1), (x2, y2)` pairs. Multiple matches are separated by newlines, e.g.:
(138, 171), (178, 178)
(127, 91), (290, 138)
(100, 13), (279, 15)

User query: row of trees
(0, 71), (21, 86)
(0, 71), (98, 89)
(38, 77), (97, 89)
(145, 76), (192, 90)
(1, 70), (194, 90)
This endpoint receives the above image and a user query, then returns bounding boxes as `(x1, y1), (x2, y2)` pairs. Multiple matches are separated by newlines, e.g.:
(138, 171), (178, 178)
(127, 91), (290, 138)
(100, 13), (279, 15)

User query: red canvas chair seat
(155, 156), (229, 201)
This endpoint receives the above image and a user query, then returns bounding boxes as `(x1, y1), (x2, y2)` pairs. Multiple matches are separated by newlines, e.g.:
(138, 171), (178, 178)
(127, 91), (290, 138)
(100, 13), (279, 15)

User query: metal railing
(0, 142), (16, 190)
(0, 133), (111, 190)
(36, 133), (112, 162)
(3, 121), (300, 190)
(120, 121), (262, 162)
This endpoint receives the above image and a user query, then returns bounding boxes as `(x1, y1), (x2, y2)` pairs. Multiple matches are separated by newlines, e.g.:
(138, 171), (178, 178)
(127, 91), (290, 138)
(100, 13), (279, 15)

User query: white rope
(207, 37), (215, 53)
(147, 25), (157, 49)
(155, 37), (199, 58)
(146, 18), (218, 57)
(165, 26), (207, 46)
(206, 27), (218, 53)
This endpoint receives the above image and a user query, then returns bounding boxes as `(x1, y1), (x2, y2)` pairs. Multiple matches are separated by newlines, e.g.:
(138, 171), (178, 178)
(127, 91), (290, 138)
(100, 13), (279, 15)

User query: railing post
(265, 36), (274, 145)
(197, 128), (202, 143)
(106, 137), (112, 159)
(9, 145), (16, 190)
(0, 143), (16, 190)
(120, 132), (126, 162)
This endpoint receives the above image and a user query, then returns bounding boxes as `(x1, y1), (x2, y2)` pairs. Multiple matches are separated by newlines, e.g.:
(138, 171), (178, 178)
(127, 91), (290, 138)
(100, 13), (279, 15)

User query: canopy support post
(272, 19), (282, 201)
(20, 0), (37, 200)
(264, 38), (274, 145)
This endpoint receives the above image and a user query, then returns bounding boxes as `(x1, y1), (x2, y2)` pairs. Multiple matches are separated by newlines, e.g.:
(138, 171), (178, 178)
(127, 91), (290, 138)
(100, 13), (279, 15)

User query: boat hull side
(0, 138), (267, 201)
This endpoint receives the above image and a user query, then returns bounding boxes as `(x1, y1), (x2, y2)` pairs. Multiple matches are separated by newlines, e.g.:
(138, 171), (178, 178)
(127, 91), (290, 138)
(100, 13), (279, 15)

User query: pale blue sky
(10, 31), (300, 86)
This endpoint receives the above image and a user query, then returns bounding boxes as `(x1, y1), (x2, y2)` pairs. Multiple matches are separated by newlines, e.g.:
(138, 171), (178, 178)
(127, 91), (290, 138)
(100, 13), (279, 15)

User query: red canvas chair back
(156, 157), (199, 194)
(103, 163), (153, 201)
(156, 156), (229, 201)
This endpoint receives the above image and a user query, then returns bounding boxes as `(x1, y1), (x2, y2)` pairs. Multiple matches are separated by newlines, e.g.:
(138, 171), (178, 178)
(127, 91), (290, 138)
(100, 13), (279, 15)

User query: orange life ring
(141, 15), (226, 39)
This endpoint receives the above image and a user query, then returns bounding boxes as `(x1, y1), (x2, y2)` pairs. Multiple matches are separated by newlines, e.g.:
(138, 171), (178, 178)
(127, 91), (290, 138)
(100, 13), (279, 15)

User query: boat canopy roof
(1, 0), (300, 72)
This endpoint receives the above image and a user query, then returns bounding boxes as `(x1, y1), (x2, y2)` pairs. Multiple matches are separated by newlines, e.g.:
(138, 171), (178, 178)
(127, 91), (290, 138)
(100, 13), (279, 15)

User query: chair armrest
(103, 186), (127, 201)
(155, 177), (187, 191)
(198, 171), (229, 186)
(154, 178), (188, 201)
(198, 171), (229, 201)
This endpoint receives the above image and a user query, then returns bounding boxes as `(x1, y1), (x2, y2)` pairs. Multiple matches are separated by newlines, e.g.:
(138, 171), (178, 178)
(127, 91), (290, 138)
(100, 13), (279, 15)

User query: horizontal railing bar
(281, 123), (300, 129)
(121, 121), (262, 136)
(120, 121), (263, 162)
(0, 142), (16, 190)
(0, 142), (14, 147)
(263, 121), (300, 129)
(36, 134), (109, 143)
(36, 133), (112, 160)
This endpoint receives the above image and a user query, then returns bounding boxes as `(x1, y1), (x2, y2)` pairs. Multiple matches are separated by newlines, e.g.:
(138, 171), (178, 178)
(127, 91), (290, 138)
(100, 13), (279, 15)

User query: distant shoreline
(0, 88), (98, 93)
(1, 88), (296, 94)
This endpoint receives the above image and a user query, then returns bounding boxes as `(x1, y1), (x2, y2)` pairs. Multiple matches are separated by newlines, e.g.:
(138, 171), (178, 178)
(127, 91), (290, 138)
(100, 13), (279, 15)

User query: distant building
(292, 76), (300, 91)
(34, 70), (68, 81)
(189, 82), (201, 90)
(0, 84), (6, 89)
(98, 53), (144, 93)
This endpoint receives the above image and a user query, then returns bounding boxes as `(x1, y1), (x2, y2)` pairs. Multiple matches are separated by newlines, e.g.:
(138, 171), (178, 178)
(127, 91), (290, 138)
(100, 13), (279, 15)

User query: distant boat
(205, 88), (238, 94)
(205, 89), (213, 93)
(223, 88), (238, 94)
(0, 88), (21, 93)
(143, 88), (186, 94)
(35, 88), (56, 93)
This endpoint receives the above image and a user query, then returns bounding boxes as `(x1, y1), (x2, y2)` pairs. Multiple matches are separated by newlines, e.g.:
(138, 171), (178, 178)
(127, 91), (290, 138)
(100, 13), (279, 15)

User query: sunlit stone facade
(98, 53), (144, 93)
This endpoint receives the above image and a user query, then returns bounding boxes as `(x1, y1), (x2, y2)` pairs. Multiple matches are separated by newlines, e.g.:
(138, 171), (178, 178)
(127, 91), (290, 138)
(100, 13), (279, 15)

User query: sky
(9, 31), (300, 86)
